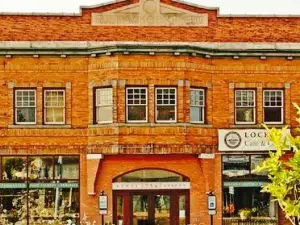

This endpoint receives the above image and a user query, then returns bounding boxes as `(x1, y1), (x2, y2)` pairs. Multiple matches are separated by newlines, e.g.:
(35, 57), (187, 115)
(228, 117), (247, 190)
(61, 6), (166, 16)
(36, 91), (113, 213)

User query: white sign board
(113, 182), (190, 190)
(218, 129), (290, 151)
(99, 195), (108, 215)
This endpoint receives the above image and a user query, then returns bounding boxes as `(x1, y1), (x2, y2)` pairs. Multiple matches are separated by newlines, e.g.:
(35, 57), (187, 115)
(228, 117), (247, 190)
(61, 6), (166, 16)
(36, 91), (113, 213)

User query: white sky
(0, 0), (299, 15)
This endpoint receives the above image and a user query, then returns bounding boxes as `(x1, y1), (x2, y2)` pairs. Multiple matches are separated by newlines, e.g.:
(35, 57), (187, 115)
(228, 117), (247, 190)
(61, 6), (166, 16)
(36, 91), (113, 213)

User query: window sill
(8, 124), (71, 129)
(230, 124), (289, 128)
(88, 123), (213, 128)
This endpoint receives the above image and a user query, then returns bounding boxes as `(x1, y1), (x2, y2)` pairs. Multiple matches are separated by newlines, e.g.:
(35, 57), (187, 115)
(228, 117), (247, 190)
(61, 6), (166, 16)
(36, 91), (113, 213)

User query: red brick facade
(0, 0), (298, 225)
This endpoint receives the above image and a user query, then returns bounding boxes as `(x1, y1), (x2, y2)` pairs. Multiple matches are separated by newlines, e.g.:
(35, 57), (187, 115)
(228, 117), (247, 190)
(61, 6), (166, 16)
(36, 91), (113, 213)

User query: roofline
(0, 0), (300, 18)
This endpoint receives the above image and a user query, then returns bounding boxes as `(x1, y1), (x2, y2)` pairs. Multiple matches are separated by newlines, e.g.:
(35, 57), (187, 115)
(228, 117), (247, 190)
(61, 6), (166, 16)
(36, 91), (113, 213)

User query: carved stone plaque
(91, 0), (208, 26)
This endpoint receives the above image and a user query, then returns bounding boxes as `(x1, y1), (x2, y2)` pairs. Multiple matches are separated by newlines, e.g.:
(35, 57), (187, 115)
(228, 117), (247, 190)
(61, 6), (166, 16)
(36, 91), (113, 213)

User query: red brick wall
(1, 0), (300, 42)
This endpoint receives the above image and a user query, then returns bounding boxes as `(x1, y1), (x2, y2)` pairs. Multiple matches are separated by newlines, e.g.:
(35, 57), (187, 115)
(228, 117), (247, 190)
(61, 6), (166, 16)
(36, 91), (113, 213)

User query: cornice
(0, 41), (300, 58)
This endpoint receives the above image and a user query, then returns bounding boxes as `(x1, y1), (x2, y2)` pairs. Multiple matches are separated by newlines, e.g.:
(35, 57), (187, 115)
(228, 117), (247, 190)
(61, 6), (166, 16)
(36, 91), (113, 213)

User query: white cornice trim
(0, 41), (299, 51)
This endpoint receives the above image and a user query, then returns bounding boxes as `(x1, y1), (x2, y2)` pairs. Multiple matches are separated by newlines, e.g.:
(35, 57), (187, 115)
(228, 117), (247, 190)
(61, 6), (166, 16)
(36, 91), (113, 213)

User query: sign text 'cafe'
(218, 129), (290, 151)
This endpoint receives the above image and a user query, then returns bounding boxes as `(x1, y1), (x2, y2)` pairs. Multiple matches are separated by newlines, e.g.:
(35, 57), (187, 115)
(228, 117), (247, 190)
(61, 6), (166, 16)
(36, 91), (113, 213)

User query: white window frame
(263, 90), (284, 124)
(235, 90), (256, 125)
(126, 87), (148, 123)
(190, 88), (205, 124)
(15, 89), (36, 125)
(44, 89), (65, 125)
(95, 88), (113, 124)
(155, 87), (177, 123)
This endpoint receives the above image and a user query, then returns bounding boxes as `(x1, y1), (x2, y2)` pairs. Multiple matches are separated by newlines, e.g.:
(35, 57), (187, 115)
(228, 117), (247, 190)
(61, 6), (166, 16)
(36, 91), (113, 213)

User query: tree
(255, 103), (300, 225)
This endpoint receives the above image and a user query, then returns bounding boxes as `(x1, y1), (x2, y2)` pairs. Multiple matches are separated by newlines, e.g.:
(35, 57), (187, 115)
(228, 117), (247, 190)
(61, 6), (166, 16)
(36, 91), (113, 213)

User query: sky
(0, 0), (299, 15)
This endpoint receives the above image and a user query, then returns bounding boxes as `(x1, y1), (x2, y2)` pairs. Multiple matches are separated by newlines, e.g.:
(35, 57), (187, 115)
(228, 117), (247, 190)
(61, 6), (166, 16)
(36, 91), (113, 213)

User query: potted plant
(239, 208), (252, 220)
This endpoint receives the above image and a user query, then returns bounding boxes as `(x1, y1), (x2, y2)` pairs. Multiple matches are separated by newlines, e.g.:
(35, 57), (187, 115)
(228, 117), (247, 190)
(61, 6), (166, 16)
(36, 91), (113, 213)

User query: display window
(222, 155), (277, 225)
(0, 155), (80, 225)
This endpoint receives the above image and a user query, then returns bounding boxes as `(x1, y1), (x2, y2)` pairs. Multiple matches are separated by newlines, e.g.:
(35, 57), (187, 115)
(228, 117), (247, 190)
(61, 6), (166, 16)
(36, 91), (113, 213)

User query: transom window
(126, 87), (147, 122)
(95, 88), (113, 123)
(235, 90), (256, 124)
(190, 88), (205, 123)
(263, 90), (284, 124)
(15, 89), (36, 124)
(44, 90), (65, 124)
(156, 87), (177, 122)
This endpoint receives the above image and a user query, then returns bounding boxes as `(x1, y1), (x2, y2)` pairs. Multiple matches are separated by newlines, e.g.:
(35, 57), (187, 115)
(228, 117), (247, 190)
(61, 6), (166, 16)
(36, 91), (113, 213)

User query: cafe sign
(113, 182), (190, 190)
(218, 129), (290, 151)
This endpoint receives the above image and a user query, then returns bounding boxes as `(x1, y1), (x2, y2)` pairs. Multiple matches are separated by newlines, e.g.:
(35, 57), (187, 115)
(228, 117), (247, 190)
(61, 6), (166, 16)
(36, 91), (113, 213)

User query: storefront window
(0, 189), (27, 225)
(54, 156), (79, 179)
(29, 156), (54, 179)
(2, 157), (27, 180)
(29, 187), (79, 224)
(222, 155), (276, 220)
(0, 155), (80, 225)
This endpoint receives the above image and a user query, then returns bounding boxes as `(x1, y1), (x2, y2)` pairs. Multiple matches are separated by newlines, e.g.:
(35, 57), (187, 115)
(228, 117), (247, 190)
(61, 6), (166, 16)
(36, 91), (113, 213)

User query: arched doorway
(113, 169), (190, 225)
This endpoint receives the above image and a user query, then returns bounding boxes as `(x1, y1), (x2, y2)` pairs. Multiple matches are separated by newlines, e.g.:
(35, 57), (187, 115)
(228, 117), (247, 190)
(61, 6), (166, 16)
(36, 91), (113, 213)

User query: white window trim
(15, 89), (37, 125)
(190, 88), (205, 124)
(95, 88), (113, 124)
(126, 87), (148, 123)
(155, 87), (177, 123)
(263, 90), (284, 125)
(44, 89), (65, 125)
(235, 90), (256, 125)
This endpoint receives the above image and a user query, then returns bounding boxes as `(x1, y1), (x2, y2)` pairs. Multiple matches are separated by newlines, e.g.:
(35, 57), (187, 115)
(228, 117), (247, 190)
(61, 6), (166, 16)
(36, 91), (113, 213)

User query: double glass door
(114, 191), (189, 225)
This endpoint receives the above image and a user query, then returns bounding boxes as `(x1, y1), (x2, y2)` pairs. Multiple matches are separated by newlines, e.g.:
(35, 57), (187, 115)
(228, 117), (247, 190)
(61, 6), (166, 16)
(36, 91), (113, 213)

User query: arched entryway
(112, 169), (190, 225)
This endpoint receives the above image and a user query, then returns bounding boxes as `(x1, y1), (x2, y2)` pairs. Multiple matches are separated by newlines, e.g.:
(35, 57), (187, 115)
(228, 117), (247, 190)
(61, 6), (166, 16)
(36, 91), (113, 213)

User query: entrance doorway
(112, 169), (190, 225)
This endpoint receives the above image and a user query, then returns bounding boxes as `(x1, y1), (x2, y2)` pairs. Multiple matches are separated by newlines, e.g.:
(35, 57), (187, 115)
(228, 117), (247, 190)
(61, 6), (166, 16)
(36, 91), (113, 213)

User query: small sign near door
(99, 195), (108, 215)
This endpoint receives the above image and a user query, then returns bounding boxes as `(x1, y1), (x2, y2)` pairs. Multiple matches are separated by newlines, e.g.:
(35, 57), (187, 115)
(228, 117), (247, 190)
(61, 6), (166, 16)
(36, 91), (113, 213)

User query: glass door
(154, 194), (171, 225)
(132, 195), (149, 225)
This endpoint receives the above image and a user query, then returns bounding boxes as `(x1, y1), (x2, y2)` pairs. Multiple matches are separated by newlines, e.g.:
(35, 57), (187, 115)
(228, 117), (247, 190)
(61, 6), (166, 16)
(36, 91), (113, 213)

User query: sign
(91, 0), (208, 27)
(208, 210), (216, 215)
(29, 182), (79, 189)
(99, 195), (108, 215)
(208, 195), (216, 210)
(0, 183), (26, 189)
(112, 182), (190, 190)
(224, 181), (268, 188)
(229, 186), (234, 194)
(218, 129), (290, 151)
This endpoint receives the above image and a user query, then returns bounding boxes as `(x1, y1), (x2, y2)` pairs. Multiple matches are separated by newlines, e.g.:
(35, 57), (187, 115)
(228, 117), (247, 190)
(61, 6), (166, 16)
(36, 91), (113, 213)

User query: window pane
(264, 107), (282, 123)
(45, 107), (64, 123)
(2, 157), (27, 180)
(222, 155), (250, 178)
(28, 157), (53, 179)
(16, 107), (35, 123)
(96, 88), (112, 106)
(190, 106), (203, 122)
(236, 108), (254, 123)
(29, 187), (79, 224)
(54, 156), (79, 179)
(128, 106), (147, 121)
(96, 106), (113, 123)
(0, 189), (27, 224)
(191, 89), (204, 106)
(157, 106), (175, 121)
(179, 195), (186, 225)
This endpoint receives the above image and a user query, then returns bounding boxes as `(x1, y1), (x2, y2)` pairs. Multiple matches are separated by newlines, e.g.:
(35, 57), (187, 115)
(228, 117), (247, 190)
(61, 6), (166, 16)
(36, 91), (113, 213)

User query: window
(126, 87), (147, 122)
(0, 155), (80, 225)
(263, 90), (283, 124)
(44, 90), (65, 124)
(235, 90), (255, 124)
(95, 88), (113, 123)
(155, 87), (176, 122)
(15, 89), (36, 124)
(190, 88), (205, 123)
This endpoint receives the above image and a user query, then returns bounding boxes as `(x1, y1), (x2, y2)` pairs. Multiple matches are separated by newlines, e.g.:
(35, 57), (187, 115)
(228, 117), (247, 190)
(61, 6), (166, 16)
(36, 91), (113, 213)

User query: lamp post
(206, 191), (216, 225)
(98, 190), (108, 225)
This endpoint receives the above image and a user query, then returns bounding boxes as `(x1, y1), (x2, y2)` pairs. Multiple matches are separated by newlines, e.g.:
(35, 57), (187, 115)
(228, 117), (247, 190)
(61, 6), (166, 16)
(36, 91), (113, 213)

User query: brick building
(0, 0), (298, 224)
